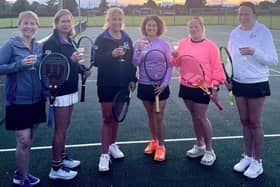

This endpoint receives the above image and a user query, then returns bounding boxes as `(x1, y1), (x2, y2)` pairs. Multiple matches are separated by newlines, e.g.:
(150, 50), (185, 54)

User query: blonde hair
(53, 9), (75, 37)
(17, 11), (39, 26)
(187, 16), (205, 37)
(103, 7), (125, 30)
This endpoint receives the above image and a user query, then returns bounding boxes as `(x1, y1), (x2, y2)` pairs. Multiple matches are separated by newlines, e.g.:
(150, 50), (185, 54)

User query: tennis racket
(0, 76), (5, 125)
(39, 53), (70, 127)
(77, 36), (94, 102)
(143, 49), (168, 113)
(219, 46), (234, 106)
(112, 89), (132, 123)
(177, 55), (223, 110)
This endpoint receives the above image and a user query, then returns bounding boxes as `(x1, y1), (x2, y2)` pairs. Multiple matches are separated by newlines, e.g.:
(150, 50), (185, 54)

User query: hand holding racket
(77, 36), (94, 102)
(219, 47), (234, 106)
(143, 49), (168, 113)
(39, 53), (70, 127)
(177, 55), (223, 110)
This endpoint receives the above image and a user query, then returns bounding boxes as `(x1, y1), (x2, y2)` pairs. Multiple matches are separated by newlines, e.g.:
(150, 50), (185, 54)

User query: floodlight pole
(58, 0), (63, 10)
(173, 0), (176, 25)
(78, 0), (81, 33)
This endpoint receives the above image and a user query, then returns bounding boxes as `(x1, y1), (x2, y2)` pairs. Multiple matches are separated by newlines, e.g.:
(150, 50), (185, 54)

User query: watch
(212, 86), (220, 92)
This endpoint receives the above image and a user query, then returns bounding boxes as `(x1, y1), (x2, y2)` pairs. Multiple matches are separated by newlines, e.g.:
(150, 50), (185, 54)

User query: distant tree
(46, 0), (58, 15)
(46, 0), (58, 7)
(12, 0), (30, 14)
(63, 0), (78, 14)
(0, 0), (7, 10)
(144, 0), (157, 8)
(0, 0), (10, 17)
(30, 1), (41, 13)
(258, 1), (272, 9)
(99, 0), (108, 11)
(274, 0), (280, 6)
(185, 0), (206, 8)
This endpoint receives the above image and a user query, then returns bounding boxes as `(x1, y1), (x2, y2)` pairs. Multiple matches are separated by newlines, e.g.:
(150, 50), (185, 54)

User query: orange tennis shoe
(144, 140), (158, 154)
(154, 145), (166, 161)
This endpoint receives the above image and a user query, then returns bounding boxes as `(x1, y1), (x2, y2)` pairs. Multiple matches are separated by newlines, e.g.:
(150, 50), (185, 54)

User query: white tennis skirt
(54, 92), (79, 107)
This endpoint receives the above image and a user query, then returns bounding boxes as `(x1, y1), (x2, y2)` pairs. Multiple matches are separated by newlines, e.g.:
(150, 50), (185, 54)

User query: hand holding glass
(118, 46), (126, 62)
(77, 48), (85, 63)
(27, 55), (37, 70)
(137, 40), (148, 52)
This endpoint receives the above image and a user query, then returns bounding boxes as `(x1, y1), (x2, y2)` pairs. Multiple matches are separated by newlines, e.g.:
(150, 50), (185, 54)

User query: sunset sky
(6, 0), (275, 6)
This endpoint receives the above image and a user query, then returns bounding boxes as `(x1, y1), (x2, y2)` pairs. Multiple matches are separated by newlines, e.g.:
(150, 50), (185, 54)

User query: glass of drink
(29, 55), (37, 70)
(77, 47), (85, 63)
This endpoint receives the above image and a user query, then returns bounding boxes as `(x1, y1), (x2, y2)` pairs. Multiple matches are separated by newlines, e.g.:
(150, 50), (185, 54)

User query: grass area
(0, 15), (280, 29)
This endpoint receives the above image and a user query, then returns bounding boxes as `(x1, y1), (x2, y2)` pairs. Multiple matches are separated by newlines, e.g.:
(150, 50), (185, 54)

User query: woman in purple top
(133, 15), (172, 162)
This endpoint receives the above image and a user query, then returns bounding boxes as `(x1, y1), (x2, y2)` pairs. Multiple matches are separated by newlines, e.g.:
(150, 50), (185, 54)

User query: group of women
(0, 1), (278, 186)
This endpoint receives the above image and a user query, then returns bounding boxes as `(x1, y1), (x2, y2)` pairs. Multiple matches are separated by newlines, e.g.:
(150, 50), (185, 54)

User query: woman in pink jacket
(171, 16), (225, 166)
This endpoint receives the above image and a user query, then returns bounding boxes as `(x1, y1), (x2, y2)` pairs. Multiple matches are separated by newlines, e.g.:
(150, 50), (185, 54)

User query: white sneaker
(98, 154), (111, 172)
(109, 143), (125, 159)
(49, 166), (78, 180)
(243, 159), (263, 179)
(200, 150), (216, 166)
(62, 156), (80, 169)
(233, 155), (252, 173)
(186, 144), (206, 158)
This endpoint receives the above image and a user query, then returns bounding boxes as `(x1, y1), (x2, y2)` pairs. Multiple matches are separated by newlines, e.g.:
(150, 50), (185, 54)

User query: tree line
(0, 0), (280, 18)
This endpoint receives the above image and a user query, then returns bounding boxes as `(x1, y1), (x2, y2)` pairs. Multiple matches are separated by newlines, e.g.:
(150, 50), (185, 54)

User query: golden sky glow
(6, 0), (274, 6)
(119, 0), (272, 5)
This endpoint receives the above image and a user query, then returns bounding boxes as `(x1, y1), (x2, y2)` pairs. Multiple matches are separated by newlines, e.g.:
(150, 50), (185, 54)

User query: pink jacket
(171, 38), (225, 88)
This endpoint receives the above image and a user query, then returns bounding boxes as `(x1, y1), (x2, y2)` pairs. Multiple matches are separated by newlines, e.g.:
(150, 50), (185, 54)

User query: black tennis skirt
(232, 80), (270, 98)
(179, 85), (210, 104)
(137, 83), (170, 102)
(97, 86), (127, 103)
(5, 100), (46, 131)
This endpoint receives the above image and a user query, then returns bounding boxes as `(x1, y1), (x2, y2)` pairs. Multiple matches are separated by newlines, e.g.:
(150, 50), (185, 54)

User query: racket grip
(80, 85), (85, 102)
(214, 100), (223, 111)
(229, 91), (234, 106)
(155, 95), (160, 113)
(47, 106), (54, 128)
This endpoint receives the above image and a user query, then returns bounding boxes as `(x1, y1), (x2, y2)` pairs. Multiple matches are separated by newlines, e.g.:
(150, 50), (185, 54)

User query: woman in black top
(94, 7), (137, 172)
(43, 9), (89, 180)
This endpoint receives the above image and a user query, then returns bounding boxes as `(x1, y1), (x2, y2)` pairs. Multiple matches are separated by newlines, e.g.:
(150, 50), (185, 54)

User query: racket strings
(144, 50), (168, 82)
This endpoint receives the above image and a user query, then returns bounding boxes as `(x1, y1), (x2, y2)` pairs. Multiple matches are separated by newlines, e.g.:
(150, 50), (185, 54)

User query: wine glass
(29, 54), (37, 70)
(77, 47), (85, 63)
(118, 45), (126, 62)
(118, 42), (129, 63)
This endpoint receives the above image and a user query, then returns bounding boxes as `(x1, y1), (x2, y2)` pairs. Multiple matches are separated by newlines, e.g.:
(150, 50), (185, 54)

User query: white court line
(1, 134), (280, 153)
(270, 68), (280, 74)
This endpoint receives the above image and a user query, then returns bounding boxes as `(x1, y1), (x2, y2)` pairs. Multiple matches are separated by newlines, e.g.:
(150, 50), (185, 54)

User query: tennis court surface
(0, 25), (280, 187)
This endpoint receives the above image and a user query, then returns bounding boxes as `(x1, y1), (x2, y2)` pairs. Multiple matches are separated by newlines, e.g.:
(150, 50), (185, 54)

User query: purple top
(133, 37), (173, 86)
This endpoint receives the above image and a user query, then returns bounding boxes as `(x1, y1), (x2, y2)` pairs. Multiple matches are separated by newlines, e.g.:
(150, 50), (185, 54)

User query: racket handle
(229, 91), (234, 106)
(80, 85), (85, 102)
(214, 100), (223, 111)
(47, 106), (54, 128)
(155, 95), (160, 113)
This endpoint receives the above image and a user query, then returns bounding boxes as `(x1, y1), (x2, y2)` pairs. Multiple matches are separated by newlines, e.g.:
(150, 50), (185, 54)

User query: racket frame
(143, 49), (168, 113)
(219, 46), (234, 106)
(112, 89), (131, 123)
(39, 53), (70, 127)
(177, 55), (223, 110)
(77, 36), (94, 102)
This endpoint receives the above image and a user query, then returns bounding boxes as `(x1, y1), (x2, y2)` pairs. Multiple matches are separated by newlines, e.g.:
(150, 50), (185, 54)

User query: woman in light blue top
(0, 11), (45, 187)
(133, 15), (172, 162)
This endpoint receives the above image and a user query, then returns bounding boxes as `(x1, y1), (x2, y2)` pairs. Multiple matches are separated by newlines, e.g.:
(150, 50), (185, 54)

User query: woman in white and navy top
(228, 2), (278, 179)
